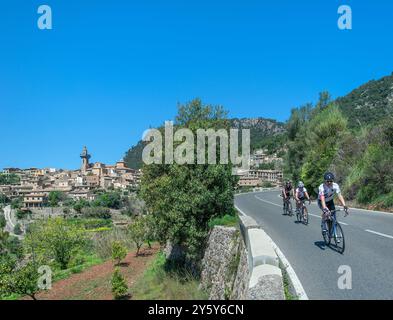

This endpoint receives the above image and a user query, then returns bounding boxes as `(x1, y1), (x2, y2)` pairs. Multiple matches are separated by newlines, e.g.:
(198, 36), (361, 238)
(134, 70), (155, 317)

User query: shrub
(81, 206), (111, 219)
(73, 199), (90, 213)
(48, 191), (66, 207)
(6, 261), (41, 300)
(372, 192), (393, 209)
(11, 198), (22, 210)
(0, 213), (6, 229)
(92, 191), (122, 209)
(13, 223), (22, 235)
(111, 268), (128, 300)
(111, 241), (127, 266)
(262, 181), (274, 188)
(92, 228), (134, 260)
(128, 217), (146, 256)
(24, 218), (87, 270)
(62, 207), (71, 218)
(0, 194), (9, 205)
(16, 209), (28, 220)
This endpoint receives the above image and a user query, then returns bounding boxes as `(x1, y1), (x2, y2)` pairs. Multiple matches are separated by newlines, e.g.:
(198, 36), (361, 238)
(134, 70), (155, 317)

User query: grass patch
(371, 192), (393, 210)
(132, 252), (208, 300)
(53, 255), (103, 282)
(1, 293), (20, 301)
(208, 214), (239, 229)
(0, 255), (104, 300)
(66, 218), (113, 230)
(280, 262), (298, 301)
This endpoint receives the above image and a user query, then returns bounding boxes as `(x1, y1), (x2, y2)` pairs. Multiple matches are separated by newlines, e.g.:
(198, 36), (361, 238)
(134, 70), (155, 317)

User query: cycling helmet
(286, 180), (292, 186)
(324, 172), (335, 181)
(298, 181), (304, 188)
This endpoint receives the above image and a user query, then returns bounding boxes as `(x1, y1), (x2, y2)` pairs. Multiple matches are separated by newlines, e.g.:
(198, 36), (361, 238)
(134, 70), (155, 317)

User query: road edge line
(266, 234), (309, 300)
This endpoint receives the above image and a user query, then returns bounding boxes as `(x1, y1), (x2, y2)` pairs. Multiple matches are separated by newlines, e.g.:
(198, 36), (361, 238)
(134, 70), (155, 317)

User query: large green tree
(25, 218), (87, 269)
(300, 105), (348, 194)
(140, 99), (237, 265)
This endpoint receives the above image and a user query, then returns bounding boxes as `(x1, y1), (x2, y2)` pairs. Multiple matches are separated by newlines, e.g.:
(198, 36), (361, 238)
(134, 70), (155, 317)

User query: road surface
(4, 205), (15, 232)
(235, 190), (393, 300)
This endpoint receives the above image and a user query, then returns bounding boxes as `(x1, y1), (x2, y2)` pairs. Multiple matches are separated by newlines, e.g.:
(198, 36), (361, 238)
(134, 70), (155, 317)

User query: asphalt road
(4, 205), (15, 232)
(235, 190), (393, 300)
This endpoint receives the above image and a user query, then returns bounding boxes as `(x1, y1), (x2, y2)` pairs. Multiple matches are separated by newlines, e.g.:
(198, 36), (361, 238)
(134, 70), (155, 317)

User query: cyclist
(295, 181), (311, 217)
(282, 180), (293, 212)
(318, 172), (349, 237)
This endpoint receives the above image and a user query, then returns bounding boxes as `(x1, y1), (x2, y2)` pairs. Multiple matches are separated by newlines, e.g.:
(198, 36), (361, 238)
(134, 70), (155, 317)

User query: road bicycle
(283, 196), (293, 216)
(296, 199), (309, 225)
(322, 208), (348, 254)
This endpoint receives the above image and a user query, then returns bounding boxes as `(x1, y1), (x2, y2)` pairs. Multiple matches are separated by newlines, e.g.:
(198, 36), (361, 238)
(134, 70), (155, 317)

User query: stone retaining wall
(200, 215), (285, 300)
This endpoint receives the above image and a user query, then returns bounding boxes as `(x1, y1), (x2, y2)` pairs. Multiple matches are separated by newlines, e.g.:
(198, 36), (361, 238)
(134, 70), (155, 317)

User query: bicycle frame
(326, 210), (339, 238)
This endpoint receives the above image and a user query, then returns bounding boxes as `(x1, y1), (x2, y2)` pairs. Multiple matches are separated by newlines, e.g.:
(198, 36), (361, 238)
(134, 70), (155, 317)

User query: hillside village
(0, 146), (142, 209)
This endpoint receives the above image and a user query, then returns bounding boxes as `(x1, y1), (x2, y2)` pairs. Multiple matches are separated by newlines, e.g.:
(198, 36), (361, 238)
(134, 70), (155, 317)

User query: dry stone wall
(200, 215), (285, 300)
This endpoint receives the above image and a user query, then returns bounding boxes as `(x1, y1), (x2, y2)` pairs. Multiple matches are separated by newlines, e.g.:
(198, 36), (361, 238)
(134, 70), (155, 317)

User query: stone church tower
(80, 146), (91, 174)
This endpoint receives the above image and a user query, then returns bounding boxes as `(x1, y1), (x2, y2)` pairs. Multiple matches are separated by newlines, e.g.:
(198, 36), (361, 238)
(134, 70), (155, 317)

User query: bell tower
(80, 146), (91, 174)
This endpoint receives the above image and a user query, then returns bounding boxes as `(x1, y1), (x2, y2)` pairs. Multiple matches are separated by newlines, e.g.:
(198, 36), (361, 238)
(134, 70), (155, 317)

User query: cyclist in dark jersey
(282, 180), (293, 208)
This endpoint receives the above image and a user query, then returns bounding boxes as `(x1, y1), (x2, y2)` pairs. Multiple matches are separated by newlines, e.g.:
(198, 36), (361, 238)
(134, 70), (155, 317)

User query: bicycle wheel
(303, 206), (309, 225)
(333, 222), (345, 254)
(296, 206), (301, 222)
(288, 201), (293, 216)
(323, 220), (331, 245)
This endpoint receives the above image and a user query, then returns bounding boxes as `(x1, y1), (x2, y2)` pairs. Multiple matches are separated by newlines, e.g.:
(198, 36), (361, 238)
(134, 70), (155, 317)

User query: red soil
(27, 246), (159, 300)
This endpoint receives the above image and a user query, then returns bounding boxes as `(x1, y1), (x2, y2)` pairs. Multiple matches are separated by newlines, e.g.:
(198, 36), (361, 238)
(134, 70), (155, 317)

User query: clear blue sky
(1, 0), (392, 169)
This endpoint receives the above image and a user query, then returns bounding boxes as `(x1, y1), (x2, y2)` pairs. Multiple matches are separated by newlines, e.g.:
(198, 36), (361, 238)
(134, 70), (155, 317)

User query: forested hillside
(336, 73), (393, 128)
(284, 73), (393, 210)
(124, 117), (286, 169)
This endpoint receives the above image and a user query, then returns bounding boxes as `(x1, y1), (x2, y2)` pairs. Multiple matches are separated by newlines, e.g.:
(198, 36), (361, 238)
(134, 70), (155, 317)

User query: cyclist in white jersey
(295, 181), (311, 212)
(318, 172), (348, 233)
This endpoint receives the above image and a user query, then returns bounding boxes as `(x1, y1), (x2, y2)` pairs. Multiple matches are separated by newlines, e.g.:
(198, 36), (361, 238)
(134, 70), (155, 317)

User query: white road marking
(234, 205), (246, 216)
(267, 234), (309, 300)
(254, 195), (282, 208)
(365, 229), (393, 240)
